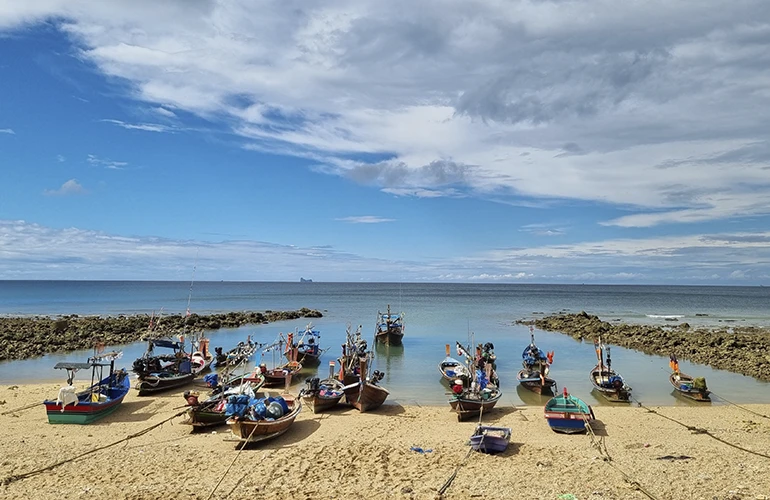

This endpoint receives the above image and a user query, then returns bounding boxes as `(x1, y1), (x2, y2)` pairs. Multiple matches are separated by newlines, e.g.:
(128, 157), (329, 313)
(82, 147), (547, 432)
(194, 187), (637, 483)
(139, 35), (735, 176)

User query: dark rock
(0, 308), (323, 361)
(533, 312), (770, 382)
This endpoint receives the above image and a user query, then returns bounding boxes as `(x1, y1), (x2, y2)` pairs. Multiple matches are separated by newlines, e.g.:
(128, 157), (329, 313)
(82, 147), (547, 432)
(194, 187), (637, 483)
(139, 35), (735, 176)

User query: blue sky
(1, 1), (769, 283)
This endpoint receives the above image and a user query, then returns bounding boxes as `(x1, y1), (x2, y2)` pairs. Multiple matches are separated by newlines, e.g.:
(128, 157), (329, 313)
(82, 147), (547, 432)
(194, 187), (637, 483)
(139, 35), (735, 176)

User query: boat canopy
(54, 361), (104, 370)
(148, 339), (184, 349)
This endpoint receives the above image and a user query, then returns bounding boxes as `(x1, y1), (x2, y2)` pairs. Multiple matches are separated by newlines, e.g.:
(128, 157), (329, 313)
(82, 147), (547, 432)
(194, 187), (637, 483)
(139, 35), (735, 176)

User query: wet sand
(1, 383), (769, 500)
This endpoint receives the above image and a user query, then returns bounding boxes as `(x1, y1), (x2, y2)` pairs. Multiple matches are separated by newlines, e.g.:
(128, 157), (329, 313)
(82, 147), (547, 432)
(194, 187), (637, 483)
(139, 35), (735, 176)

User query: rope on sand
(709, 392), (770, 421)
(206, 422), (261, 500)
(635, 400), (770, 460)
(436, 447), (473, 498)
(583, 414), (660, 500)
(0, 408), (188, 487)
(0, 402), (41, 416)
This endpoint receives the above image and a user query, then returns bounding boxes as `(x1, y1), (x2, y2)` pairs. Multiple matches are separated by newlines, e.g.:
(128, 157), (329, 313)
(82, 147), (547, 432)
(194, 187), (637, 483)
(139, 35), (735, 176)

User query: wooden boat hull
(544, 394), (594, 434)
(225, 397), (301, 447)
(136, 372), (196, 396)
(516, 369), (557, 395)
(449, 391), (501, 421)
(301, 393), (344, 413)
(669, 372), (711, 401)
(469, 426), (511, 454)
(294, 351), (322, 366)
(184, 406), (228, 428)
(589, 367), (631, 403)
(44, 374), (130, 425)
(349, 383), (389, 412)
(375, 329), (404, 345)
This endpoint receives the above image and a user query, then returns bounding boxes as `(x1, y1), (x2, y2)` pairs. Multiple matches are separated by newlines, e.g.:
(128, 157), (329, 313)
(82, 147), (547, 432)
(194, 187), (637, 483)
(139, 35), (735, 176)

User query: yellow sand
(1, 383), (769, 499)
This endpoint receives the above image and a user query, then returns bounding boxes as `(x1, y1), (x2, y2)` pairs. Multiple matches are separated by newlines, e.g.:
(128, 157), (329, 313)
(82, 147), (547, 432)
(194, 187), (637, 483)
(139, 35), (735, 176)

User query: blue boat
(544, 388), (595, 434)
(469, 425), (512, 454)
(43, 351), (130, 424)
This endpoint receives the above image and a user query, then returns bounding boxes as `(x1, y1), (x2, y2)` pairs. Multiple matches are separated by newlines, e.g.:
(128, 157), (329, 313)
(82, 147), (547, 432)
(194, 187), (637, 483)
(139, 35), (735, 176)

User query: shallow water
(1, 281), (768, 406)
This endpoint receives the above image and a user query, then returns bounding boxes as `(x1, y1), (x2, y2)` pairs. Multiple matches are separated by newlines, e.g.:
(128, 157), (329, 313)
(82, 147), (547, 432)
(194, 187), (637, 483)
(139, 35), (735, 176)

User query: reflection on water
(2, 287), (770, 407)
(515, 383), (552, 407)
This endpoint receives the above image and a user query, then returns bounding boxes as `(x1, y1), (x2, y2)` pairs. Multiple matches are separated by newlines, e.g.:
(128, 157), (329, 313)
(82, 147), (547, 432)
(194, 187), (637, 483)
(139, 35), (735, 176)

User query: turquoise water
(1, 281), (768, 406)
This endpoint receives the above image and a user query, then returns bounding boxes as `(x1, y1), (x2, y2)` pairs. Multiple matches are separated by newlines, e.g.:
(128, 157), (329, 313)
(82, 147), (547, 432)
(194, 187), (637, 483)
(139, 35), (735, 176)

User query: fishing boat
(224, 393), (302, 448)
(669, 354), (711, 402)
(469, 425), (512, 454)
(190, 336), (214, 375)
(260, 338), (302, 388)
(438, 344), (472, 382)
(544, 387), (595, 434)
(214, 336), (260, 368)
(374, 305), (405, 345)
(43, 350), (130, 424)
(347, 358), (389, 412)
(338, 325), (389, 412)
(133, 338), (197, 395)
(299, 361), (345, 413)
(182, 371), (266, 429)
(448, 341), (502, 421)
(589, 337), (632, 403)
(517, 327), (557, 395)
(285, 324), (326, 366)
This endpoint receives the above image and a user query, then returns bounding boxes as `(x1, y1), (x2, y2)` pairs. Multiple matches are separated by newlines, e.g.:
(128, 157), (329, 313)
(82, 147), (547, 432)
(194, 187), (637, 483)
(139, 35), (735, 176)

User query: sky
(1, 0), (769, 284)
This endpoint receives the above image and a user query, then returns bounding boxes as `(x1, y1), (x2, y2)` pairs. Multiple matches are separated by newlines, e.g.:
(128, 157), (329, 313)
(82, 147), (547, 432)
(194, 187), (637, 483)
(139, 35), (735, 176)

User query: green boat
(44, 351), (130, 425)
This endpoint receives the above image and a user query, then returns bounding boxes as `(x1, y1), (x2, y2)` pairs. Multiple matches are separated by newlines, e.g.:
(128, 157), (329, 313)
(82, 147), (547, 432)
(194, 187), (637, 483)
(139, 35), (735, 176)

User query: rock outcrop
(517, 312), (770, 381)
(0, 308), (324, 361)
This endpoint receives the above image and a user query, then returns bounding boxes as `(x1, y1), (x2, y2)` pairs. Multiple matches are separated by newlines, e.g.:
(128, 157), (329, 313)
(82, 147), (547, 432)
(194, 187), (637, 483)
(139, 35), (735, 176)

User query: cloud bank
(1, 1), (769, 227)
(1, 220), (768, 283)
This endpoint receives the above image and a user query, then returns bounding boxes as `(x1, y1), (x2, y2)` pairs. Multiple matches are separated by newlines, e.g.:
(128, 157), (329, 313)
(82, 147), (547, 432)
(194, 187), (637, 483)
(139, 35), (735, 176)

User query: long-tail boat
(589, 337), (632, 403)
(214, 337), (261, 368)
(224, 393), (302, 448)
(517, 326), (557, 395)
(260, 338), (302, 388)
(285, 324), (327, 366)
(133, 338), (197, 395)
(299, 361), (345, 413)
(669, 354), (711, 401)
(438, 344), (472, 382)
(448, 341), (502, 421)
(374, 305), (405, 345)
(544, 387), (595, 434)
(44, 350), (130, 424)
(338, 325), (389, 412)
(182, 370), (266, 429)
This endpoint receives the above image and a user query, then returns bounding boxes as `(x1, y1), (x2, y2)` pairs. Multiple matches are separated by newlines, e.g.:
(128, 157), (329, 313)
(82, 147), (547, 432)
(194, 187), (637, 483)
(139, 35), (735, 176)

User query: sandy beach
(1, 383), (769, 500)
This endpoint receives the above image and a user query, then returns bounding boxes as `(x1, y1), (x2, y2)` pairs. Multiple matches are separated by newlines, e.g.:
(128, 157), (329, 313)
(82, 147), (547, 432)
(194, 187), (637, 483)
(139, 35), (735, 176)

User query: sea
(1, 281), (769, 406)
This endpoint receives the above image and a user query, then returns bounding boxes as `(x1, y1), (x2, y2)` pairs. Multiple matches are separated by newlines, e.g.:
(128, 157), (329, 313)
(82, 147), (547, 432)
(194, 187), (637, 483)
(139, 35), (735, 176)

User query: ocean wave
(646, 314), (685, 319)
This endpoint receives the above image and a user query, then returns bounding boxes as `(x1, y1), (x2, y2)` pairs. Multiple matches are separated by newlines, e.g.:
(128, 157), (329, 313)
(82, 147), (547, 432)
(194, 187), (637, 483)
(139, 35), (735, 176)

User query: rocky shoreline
(518, 312), (770, 382)
(0, 308), (323, 361)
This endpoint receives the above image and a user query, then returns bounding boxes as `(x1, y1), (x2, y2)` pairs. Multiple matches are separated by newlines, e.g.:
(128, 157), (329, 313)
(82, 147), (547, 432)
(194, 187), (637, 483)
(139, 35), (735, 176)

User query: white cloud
(56, 154), (66, 162)
(86, 154), (127, 170)
(1, 219), (770, 283)
(336, 216), (395, 224)
(152, 107), (176, 118)
(101, 119), (172, 133)
(1, 1), (770, 227)
(0, 128), (15, 134)
(43, 179), (86, 196)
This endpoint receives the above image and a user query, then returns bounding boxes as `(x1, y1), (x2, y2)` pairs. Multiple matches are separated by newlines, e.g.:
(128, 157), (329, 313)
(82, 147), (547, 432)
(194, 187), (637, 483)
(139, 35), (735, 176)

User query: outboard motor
(305, 377), (320, 393)
(370, 370), (386, 385)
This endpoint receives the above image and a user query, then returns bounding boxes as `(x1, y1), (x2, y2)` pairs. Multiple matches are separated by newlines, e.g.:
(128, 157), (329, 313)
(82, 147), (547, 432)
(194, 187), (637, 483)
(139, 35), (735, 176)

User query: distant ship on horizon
(300, 277), (313, 283)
